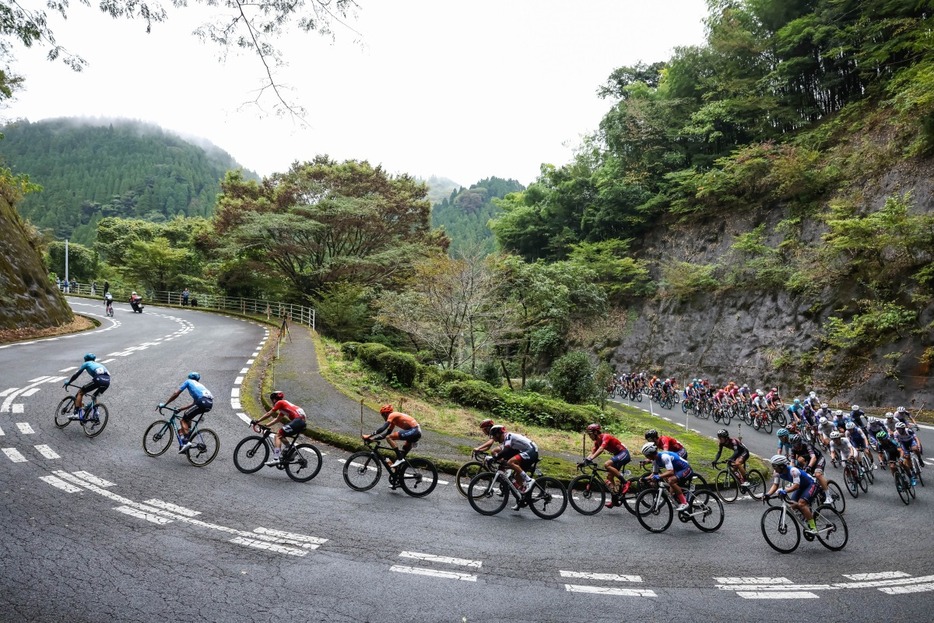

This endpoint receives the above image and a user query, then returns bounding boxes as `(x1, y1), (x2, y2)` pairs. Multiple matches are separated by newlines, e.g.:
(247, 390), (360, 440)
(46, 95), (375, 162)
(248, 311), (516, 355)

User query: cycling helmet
(809, 391), (817, 398)
(788, 434), (802, 445)
(821, 403), (828, 409)
(770, 455), (789, 469)
(187, 372), (200, 381)
(479, 419), (494, 430)
(793, 398), (801, 405)
(819, 417), (827, 424)
(489, 425), (505, 437)
(83, 353), (96, 361)
(829, 430), (841, 439)
(885, 412), (895, 419)
(644, 429), (658, 440)
(771, 387), (778, 392)
(895, 421), (907, 429)
(875, 430), (888, 440)
(851, 405), (859, 411)
(777, 428), (789, 438)
(716, 429), (729, 438)
(379, 404), (394, 415)
(640, 442), (657, 456)
(845, 422), (855, 430)
(131, 291), (137, 295)
(897, 406), (907, 413)
(833, 410), (843, 417)
(586, 423), (602, 435)
(269, 390), (284, 403)
(756, 389), (764, 395)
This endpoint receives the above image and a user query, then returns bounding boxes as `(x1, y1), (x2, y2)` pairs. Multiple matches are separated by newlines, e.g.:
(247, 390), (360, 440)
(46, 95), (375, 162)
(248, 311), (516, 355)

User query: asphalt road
(1, 300), (932, 622)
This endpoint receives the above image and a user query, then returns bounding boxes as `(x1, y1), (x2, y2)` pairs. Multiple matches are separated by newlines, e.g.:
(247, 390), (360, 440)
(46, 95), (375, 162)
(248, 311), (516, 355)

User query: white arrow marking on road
(0, 388), (16, 398)
(2, 448), (27, 462)
(399, 551), (481, 568)
(389, 565), (477, 582)
(39, 475), (82, 492)
(564, 585), (656, 597)
(35, 445), (60, 459)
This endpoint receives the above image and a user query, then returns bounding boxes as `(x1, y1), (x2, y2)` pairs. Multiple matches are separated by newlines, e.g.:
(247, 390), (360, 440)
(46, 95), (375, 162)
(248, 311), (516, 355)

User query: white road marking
(564, 584), (656, 597)
(0, 426), (4, 436)
(142, 499), (201, 516)
(28, 376), (51, 384)
(561, 571), (642, 582)
(35, 445), (60, 459)
(735, 591), (818, 599)
(246, 359), (254, 365)
(717, 574), (934, 593)
(716, 577), (791, 584)
(231, 388), (240, 398)
(399, 551), (481, 568)
(234, 376), (244, 385)
(240, 368), (249, 374)
(229, 537), (308, 556)
(254, 527), (327, 547)
(114, 506), (173, 524)
(389, 565), (477, 582)
(0, 388), (16, 397)
(844, 571), (909, 581)
(72, 472), (115, 487)
(2, 447), (27, 462)
(11, 404), (23, 414)
(20, 388), (40, 397)
(879, 583), (934, 595)
(39, 475), (82, 492)
(16, 423), (34, 434)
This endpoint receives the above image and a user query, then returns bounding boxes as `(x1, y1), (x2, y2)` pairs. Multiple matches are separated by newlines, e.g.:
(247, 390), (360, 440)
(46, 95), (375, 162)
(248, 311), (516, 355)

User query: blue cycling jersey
(179, 379), (212, 401)
(774, 465), (816, 489)
(68, 361), (110, 385)
(654, 450), (690, 473)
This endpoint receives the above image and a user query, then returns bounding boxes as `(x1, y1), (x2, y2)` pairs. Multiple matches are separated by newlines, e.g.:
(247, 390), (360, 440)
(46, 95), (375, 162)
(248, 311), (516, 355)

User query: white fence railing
(58, 281), (315, 329)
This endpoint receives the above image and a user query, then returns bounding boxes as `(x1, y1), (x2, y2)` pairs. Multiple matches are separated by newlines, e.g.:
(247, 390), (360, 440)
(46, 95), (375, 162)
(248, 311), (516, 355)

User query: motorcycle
(129, 296), (144, 313)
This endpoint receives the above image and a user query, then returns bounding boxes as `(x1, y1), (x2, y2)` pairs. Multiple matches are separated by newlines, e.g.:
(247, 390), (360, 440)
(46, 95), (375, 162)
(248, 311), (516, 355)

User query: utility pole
(64, 239), (69, 292)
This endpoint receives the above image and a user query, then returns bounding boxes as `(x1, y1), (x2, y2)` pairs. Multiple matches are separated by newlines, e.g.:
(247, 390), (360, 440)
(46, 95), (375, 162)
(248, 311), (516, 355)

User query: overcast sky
(2, 1), (709, 187)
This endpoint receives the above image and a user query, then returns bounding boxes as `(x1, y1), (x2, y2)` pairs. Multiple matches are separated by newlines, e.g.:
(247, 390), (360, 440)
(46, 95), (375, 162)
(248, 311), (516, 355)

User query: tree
(121, 237), (190, 292)
(548, 351), (599, 405)
(46, 240), (97, 281)
(0, 0), (357, 114)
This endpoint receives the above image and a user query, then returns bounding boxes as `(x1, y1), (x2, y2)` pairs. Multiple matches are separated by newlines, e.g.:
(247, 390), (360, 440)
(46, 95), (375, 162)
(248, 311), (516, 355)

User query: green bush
(548, 351), (598, 404)
(442, 380), (503, 411)
(374, 351), (418, 387)
(340, 341), (362, 359)
(494, 391), (593, 432)
(357, 342), (391, 368)
(478, 360), (501, 387)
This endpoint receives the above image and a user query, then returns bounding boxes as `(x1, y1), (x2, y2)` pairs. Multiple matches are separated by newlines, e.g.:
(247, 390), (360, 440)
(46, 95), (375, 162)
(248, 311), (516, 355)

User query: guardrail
(58, 281), (315, 329)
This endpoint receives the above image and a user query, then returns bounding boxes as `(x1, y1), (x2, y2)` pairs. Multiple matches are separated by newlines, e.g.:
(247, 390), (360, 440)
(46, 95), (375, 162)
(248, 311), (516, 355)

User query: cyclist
(712, 429), (750, 487)
(641, 441), (692, 512)
(488, 424), (538, 495)
(776, 428), (794, 459)
(581, 423), (631, 506)
(765, 387), (782, 410)
(875, 429), (907, 481)
(844, 421), (874, 469)
(472, 419), (497, 454)
(251, 390), (307, 466)
(159, 372), (214, 453)
(827, 430), (856, 466)
(104, 292), (114, 316)
(789, 433), (833, 499)
(62, 353), (111, 419)
(644, 429), (687, 459)
(817, 416), (834, 447)
(849, 404), (867, 431)
(364, 404), (421, 468)
(894, 405), (920, 431)
(893, 421), (922, 480)
(763, 455), (819, 533)
(786, 398), (804, 427)
(866, 417), (889, 466)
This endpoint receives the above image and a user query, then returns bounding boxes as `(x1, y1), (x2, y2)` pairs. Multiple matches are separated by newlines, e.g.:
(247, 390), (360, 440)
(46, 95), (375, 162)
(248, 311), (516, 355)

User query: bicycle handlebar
(156, 404), (182, 416)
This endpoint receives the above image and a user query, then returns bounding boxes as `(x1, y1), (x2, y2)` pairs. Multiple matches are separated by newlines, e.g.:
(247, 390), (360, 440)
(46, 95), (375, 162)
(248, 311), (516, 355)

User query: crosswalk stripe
(564, 584), (656, 597)
(389, 565), (477, 582)
(736, 591), (818, 599)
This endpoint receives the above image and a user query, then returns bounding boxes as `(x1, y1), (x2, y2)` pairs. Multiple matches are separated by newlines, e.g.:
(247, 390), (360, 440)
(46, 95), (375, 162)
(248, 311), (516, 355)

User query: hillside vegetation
(0, 118), (253, 245)
(430, 177), (524, 256)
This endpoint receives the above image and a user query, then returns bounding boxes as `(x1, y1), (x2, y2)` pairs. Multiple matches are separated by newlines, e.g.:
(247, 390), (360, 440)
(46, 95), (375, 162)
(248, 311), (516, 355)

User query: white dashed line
(399, 551), (481, 568)
(561, 571), (643, 582)
(114, 506), (173, 524)
(735, 591), (818, 599)
(39, 475), (82, 492)
(15, 423), (34, 434)
(389, 565), (477, 582)
(565, 584), (656, 597)
(2, 448), (27, 462)
(35, 445), (60, 459)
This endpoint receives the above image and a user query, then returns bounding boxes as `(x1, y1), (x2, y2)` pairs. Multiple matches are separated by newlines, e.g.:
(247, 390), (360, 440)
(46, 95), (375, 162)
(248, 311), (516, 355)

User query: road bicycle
(342, 438), (438, 497)
(54, 383), (109, 438)
(760, 492), (848, 553)
(466, 460), (568, 520)
(891, 460), (916, 505)
(713, 460), (766, 502)
(909, 451), (925, 488)
(233, 422), (322, 482)
(634, 476), (724, 533)
(751, 408), (774, 434)
(455, 451), (499, 497)
(711, 404), (733, 426)
(841, 456), (870, 498)
(812, 476), (846, 514)
(143, 405), (219, 467)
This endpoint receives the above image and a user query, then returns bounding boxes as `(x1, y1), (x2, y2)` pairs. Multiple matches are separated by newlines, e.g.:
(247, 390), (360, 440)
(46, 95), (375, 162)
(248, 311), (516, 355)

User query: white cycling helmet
(640, 442), (658, 456)
(897, 406), (907, 413)
(885, 412), (895, 419)
(770, 455), (789, 468)
(821, 403), (828, 409)
(845, 421), (855, 430)
(833, 410), (843, 417)
(829, 431), (841, 439)
(851, 405), (859, 411)
(819, 417), (827, 424)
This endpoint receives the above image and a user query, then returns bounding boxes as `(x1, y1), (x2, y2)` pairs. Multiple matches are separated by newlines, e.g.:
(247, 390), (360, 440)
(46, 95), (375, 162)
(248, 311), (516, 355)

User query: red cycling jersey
(657, 435), (684, 452)
(593, 433), (626, 455)
(271, 399), (306, 421)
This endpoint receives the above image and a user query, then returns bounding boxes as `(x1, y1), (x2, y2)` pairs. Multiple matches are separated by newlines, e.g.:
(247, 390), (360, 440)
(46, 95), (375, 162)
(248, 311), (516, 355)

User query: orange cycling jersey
(388, 412), (418, 430)
(271, 399), (306, 421)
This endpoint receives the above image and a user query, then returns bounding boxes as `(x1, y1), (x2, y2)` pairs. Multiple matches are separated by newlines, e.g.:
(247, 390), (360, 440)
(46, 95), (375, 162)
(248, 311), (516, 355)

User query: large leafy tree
(214, 157), (448, 301)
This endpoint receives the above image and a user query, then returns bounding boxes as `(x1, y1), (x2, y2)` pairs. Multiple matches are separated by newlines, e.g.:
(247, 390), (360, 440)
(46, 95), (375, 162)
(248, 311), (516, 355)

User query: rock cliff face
(609, 159), (934, 409)
(0, 196), (73, 332)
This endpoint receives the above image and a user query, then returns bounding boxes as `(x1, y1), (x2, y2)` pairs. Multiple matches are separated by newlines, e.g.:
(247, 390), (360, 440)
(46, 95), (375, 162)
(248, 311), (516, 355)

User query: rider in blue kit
(63, 353), (111, 419)
(160, 372), (214, 453)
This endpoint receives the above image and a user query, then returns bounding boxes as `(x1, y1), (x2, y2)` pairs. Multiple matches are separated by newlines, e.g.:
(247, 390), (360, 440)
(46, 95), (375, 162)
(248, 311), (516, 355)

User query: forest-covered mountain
(0, 118), (254, 245)
(431, 177), (524, 256)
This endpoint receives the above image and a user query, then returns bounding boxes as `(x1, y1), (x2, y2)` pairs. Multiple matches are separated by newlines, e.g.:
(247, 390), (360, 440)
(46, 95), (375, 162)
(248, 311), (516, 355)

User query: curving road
(1, 300), (932, 622)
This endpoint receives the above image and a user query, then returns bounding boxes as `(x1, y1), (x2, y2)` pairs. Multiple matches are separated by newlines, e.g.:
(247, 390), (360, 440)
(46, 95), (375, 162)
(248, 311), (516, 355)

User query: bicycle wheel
(690, 490), (725, 532)
(399, 458), (438, 497)
(715, 470), (739, 503)
(681, 401), (689, 414)
(342, 451), (382, 491)
(455, 461), (485, 497)
(142, 420), (173, 456)
(862, 454), (875, 484)
(894, 470), (911, 505)
(528, 476), (568, 520)
(744, 469), (767, 501)
(843, 464), (859, 498)
(912, 455), (925, 487)
(233, 436), (269, 473)
(857, 463), (869, 492)
(760, 506), (801, 553)
(81, 403), (109, 438)
(762, 416), (773, 434)
(721, 408), (733, 426)
(635, 489), (673, 533)
(568, 474), (607, 515)
(821, 480), (846, 514)
(467, 472), (509, 516)
(813, 505), (849, 551)
(186, 428), (219, 466)
(54, 396), (75, 428)
(285, 443), (323, 483)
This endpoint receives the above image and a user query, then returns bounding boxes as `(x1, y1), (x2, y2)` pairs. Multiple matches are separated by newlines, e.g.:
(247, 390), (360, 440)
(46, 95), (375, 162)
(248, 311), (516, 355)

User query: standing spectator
(55, 277), (61, 291)
(70, 278), (77, 293)
(103, 281), (110, 295)
(182, 288), (190, 306)
(91, 281), (97, 295)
